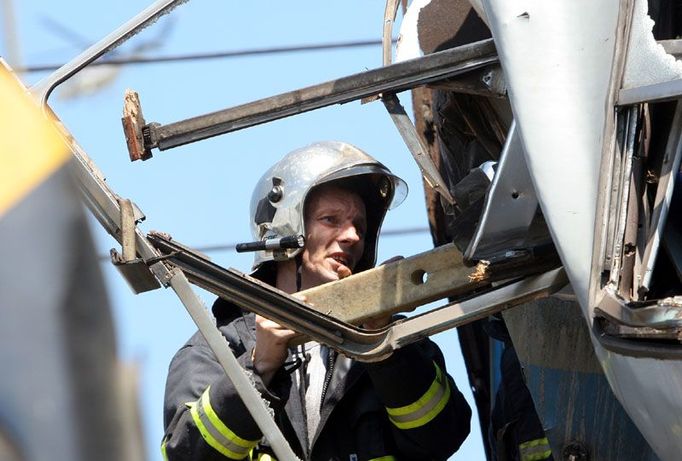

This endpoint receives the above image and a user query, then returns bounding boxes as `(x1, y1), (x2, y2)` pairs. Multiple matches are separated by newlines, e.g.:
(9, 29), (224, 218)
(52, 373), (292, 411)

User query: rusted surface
(121, 89), (151, 161)
(300, 243), (487, 324)
(412, 86), (448, 247)
(418, 0), (491, 53)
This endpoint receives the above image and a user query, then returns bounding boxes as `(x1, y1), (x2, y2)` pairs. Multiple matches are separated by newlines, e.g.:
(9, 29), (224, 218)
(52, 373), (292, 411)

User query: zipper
(319, 348), (337, 410)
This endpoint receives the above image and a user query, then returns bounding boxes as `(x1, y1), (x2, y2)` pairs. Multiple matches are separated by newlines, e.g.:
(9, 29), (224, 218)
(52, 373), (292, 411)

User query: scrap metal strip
(638, 102), (682, 292)
(142, 39), (497, 152)
(618, 78), (682, 105)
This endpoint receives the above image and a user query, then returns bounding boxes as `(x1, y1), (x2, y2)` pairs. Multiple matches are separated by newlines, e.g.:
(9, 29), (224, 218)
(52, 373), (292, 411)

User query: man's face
(300, 184), (367, 288)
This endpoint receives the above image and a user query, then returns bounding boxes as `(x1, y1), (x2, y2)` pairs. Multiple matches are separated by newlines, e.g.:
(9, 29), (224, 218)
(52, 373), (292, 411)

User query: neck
(275, 259), (300, 294)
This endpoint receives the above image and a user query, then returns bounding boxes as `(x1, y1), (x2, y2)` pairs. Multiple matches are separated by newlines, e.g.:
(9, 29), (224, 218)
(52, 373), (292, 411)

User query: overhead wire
(18, 38), (394, 73)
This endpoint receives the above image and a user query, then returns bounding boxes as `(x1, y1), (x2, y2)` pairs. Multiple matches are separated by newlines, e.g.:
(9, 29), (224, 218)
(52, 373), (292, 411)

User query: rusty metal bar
(138, 38), (497, 154)
(147, 232), (566, 362)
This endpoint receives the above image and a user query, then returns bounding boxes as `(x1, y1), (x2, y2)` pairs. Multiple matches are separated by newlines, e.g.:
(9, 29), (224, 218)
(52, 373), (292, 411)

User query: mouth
(329, 253), (353, 270)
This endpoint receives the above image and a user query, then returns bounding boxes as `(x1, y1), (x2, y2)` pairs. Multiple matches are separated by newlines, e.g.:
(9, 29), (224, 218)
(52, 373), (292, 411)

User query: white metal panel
(480, 0), (620, 311)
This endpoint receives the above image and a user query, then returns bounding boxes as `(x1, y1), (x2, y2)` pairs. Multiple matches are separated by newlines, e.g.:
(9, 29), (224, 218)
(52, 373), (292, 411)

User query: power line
(18, 38), (391, 73)
(98, 226), (430, 261)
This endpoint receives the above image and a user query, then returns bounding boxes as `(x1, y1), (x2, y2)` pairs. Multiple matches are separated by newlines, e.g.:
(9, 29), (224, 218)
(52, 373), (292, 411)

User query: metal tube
(169, 272), (300, 461)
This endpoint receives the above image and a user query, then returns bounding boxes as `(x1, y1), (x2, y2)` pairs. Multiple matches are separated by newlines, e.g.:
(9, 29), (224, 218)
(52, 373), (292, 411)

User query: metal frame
(28, 2), (302, 458)
(25, 0), (633, 457)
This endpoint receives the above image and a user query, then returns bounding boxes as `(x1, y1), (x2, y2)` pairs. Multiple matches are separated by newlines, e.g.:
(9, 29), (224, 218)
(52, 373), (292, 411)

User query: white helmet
(249, 141), (408, 273)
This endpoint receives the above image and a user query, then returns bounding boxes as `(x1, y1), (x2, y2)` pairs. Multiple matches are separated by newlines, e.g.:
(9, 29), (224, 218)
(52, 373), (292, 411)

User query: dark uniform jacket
(163, 298), (471, 461)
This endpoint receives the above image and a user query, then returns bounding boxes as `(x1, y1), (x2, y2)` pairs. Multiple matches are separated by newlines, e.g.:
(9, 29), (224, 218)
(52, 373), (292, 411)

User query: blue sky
(5, 1), (485, 459)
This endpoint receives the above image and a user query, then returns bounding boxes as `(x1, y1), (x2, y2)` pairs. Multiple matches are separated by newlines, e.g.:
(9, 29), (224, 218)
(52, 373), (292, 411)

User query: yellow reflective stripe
(0, 65), (68, 218)
(519, 437), (552, 461)
(189, 387), (260, 459)
(248, 448), (276, 461)
(369, 456), (396, 461)
(160, 437), (168, 461)
(385, 362), (451, 430)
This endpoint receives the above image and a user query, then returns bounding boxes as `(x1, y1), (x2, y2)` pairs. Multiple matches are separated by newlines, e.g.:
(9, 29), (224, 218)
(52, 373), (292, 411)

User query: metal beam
(137, 39), (497, 154)
(147, 233), (566, 362)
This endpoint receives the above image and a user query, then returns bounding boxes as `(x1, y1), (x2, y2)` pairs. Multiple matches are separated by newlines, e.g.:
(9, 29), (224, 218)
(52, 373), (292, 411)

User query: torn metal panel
(479, 1), (682, 459)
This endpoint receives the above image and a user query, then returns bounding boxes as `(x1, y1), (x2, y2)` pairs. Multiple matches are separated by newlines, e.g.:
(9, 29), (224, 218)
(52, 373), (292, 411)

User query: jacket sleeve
(365, 339), (472, 460)
(161, 327), (292, 461)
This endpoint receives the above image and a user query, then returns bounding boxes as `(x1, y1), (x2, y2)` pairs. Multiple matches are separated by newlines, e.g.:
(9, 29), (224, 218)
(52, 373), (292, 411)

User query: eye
(319, 215), (337, 224)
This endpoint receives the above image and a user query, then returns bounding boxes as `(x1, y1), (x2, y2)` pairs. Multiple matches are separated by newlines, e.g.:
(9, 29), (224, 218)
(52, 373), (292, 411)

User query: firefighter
(162, 141), (471, 461)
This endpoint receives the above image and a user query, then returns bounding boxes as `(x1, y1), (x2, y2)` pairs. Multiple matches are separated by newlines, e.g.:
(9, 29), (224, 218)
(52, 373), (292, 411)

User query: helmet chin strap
(295, 253), (303, 292)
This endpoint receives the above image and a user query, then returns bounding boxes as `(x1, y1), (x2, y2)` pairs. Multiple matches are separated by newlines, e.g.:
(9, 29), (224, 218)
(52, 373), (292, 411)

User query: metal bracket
(110, 198), (160, 294)
(465, 121), (541, 260)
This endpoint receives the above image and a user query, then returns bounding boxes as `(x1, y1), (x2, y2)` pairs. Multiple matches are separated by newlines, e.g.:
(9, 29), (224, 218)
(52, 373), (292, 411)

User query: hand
(252, 315), (300, 385)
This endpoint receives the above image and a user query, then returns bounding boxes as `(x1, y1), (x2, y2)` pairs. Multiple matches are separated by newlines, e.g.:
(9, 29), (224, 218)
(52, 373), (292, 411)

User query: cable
(18, 38), (394, 73)
(98, 226), (429, 261)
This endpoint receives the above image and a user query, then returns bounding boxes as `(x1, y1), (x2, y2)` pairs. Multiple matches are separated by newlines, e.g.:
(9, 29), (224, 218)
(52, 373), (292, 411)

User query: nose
(338, 222), (362, 244)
